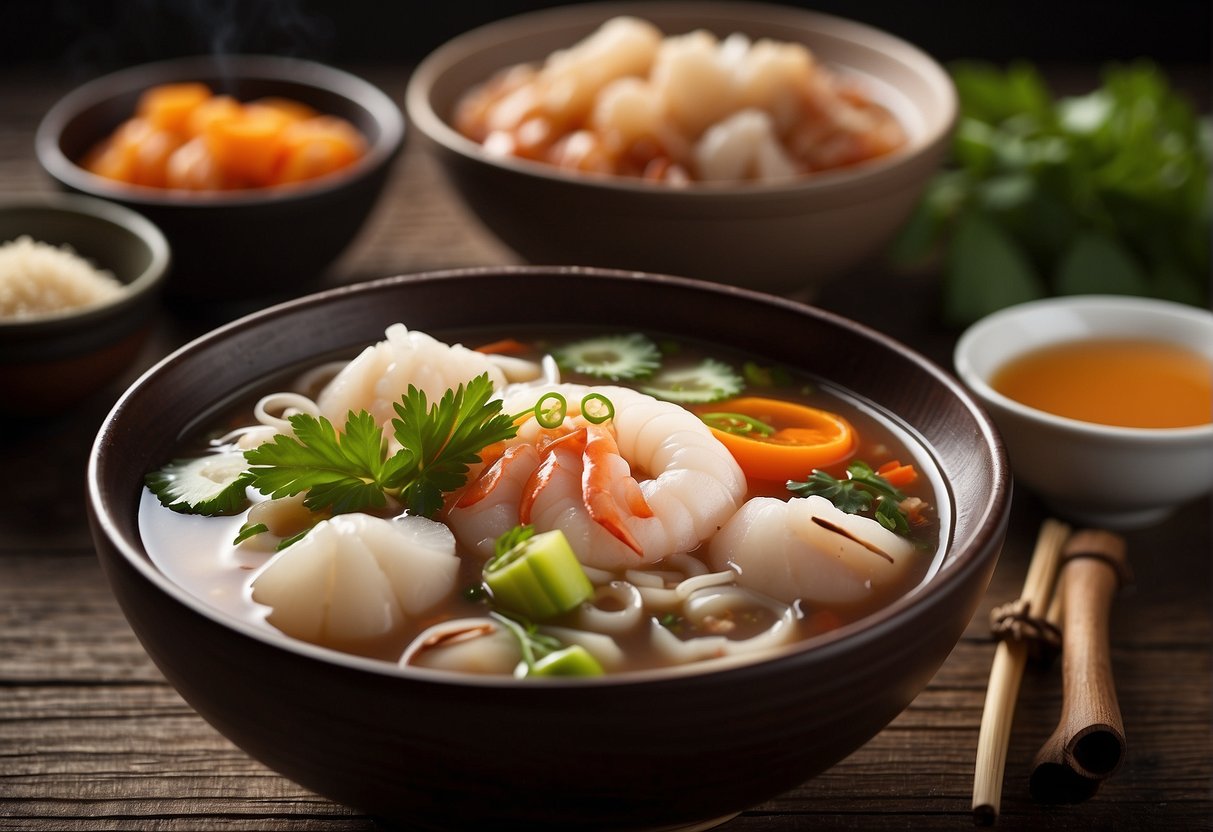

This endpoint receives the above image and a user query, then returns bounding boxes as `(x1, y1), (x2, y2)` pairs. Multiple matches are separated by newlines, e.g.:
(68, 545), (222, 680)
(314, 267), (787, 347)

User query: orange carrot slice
(137, 82), (212, 134)
(702, 396), (857, 483)
(272, 116), (366, 184)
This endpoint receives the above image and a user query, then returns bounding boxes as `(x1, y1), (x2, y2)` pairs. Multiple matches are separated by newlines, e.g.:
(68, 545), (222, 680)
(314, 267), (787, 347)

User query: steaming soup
(140, 325), (947, 677)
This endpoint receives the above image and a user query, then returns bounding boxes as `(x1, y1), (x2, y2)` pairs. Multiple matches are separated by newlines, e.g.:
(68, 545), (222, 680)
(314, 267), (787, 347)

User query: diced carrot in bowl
(137, 82), (212, 134)
(272, 116), (367, 184)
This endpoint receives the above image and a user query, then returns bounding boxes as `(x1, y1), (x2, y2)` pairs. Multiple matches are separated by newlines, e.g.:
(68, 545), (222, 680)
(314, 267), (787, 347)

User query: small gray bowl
(0, 192), (169, 416)
(36, 54), (405, 304)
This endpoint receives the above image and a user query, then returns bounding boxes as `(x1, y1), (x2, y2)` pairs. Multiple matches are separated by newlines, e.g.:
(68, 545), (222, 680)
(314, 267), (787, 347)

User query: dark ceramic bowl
(88, 268), (1008, 831)
(405, 1), (956, 294)
(0, 192), (169, 415)
(36, 54), (404, 304)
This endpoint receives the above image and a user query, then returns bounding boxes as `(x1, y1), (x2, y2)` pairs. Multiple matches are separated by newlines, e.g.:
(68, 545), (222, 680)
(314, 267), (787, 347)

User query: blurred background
(3, 0), (1210, 76)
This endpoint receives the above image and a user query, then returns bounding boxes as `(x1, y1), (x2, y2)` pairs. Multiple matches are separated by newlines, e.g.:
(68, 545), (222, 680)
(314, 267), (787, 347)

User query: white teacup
(955, 295), (1213, 529)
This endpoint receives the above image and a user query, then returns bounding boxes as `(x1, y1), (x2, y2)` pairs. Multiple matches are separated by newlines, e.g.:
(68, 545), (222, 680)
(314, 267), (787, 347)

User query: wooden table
(2, 65), (1210, 831)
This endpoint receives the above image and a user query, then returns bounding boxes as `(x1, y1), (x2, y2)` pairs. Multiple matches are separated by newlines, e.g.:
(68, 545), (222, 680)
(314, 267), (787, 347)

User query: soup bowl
(405, 1), (956, 295)
(36, 54), (405, 305)
(955, 294), (1213, 530)
(88, 267), (1008, 831)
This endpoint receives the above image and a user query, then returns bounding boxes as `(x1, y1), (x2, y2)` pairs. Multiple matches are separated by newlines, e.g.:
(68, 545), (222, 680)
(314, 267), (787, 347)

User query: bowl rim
(0, 191), (170, 329)
(404, 0), (958, 199)
(954, 293), (1213, 440)
(89, 265), (1009, 689)
(35, 53), (406, 208)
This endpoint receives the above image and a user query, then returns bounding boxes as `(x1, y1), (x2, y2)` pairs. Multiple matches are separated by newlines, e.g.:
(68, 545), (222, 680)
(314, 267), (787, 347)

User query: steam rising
(59, 0), (335, 77)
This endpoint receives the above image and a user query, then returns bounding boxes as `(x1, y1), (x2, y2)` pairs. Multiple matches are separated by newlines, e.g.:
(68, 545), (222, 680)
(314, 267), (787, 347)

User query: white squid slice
(709, 494), (916, 605)
(252, 514), (459, 644)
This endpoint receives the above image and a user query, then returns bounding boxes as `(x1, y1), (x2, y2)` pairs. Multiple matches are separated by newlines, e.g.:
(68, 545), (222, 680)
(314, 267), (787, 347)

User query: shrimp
(446, 383), (746, 571)
(708, 494), (917, 605)
(315, 323), (507, 428)
(693, 108), (800, 182)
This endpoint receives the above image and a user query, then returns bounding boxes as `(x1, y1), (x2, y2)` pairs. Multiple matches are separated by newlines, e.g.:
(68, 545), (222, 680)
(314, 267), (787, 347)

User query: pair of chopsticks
(971, 519), (1131, 825)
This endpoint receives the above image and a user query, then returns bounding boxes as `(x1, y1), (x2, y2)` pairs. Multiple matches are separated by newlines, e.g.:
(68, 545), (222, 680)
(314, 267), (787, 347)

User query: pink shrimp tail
(520, 429), (587, 524)
(455, 444), (528, 508)
(582, 425), (652, 556)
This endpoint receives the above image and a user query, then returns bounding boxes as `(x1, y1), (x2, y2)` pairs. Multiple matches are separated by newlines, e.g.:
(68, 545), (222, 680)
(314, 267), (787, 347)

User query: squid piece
(708, 494), (917, 604)
(251, 514), (460, 644)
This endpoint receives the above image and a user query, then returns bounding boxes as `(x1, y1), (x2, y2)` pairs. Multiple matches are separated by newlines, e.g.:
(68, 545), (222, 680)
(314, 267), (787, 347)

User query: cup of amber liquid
(954, 294), (1213, 529)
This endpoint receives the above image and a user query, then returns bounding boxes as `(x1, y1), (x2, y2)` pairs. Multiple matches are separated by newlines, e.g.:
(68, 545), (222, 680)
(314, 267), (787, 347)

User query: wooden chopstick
(972, 518), (1071, 825)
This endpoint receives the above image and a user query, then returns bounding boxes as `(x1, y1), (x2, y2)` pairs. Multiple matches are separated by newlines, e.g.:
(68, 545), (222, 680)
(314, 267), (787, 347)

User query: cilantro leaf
(389, 374), (518, 517)
(787, 461), (912, 535)
(786, 469), (872, 514)
(154, 373), (520, 525)
(893, 60), (1210, 323)
(244, 409), (391, 515)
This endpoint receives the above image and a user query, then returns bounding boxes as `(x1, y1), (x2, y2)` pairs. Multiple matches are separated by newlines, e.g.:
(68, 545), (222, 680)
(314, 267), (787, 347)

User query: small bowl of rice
(0, 192), (170, 415)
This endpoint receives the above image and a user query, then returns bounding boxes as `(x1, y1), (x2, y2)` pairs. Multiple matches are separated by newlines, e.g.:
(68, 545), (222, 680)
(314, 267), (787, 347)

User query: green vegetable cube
(484, 529), (593, 620)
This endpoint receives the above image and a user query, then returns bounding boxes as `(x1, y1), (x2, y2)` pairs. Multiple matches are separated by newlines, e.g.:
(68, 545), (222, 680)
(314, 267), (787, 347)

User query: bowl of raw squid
(88, 266), (1008, 831)
(405, 2), (956, 294)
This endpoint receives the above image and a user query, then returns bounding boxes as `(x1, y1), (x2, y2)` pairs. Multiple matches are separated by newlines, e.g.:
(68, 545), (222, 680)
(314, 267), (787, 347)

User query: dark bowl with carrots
(36, 55), (405, 307)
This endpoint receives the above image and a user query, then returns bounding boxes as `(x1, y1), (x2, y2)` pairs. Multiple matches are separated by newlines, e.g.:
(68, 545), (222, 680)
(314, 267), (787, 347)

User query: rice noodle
(574, 580), (645, 634)
(674, 569), (738, 598)
(650, 586), (798, 665)
(292, 360), (348, 397)
(253, 392), (322, 432)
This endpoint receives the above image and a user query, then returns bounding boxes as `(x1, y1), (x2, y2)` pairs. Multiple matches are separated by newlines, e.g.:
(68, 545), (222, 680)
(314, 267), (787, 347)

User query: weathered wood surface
(2, 67), (1211, 832)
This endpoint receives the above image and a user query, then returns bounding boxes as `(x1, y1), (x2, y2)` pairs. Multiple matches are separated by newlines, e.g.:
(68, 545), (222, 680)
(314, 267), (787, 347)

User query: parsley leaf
(893, 61), (1210, 324)
(787, 461), (912, 535)
(244, 409), (392, 515)
(239, 373), (518, 520)
(786, 469), (872, 514)
(388, 374), (518, 517)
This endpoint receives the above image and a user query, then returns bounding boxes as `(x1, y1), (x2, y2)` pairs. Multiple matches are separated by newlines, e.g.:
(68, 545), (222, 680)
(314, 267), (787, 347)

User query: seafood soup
(140, 325), (949, 678)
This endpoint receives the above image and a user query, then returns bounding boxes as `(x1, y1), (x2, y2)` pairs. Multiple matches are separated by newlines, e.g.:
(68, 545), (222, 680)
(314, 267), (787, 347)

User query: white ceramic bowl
(954, 295), (1213, 529)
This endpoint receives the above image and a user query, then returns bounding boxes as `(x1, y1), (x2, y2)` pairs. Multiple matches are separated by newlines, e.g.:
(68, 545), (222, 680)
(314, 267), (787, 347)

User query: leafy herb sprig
(787, 461), (911, 535)
(892, 61), (1210, 326)
(244, 373), (517, 520)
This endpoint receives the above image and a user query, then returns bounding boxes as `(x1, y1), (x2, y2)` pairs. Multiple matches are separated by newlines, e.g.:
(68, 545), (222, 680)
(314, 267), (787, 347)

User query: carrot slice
(137, 82), (212, 134)
(249, 97), (318, 123)
(272, 116), (366, 184)
(474, 338), (530, 355)
(165, 136), (227, 190)
(876, 460), (918, 488)
(205, 107), (293, 186)
(702, 396), (857, 483)
(185, 95), (242, 139)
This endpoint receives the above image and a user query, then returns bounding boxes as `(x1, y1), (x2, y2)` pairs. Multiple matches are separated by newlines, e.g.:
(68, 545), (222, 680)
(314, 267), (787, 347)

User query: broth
(991, 338), (1213, 429)
(139, 326), (949, 677)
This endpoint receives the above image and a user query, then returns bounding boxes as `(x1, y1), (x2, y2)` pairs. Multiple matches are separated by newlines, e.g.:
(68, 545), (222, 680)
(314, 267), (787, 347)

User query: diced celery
(484, 529), (593, 620)
(530, 644), (604, 677)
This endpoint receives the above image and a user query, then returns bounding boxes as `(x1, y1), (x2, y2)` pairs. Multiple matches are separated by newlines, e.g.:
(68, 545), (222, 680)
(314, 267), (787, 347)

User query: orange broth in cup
(990, 338), (1213, 429)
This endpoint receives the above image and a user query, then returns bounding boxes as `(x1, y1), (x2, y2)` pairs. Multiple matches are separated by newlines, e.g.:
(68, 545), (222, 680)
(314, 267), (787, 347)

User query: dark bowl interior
(0, 193), (169, 414)
(88, 267), (1008, 831)
(36, 55), (405, 304)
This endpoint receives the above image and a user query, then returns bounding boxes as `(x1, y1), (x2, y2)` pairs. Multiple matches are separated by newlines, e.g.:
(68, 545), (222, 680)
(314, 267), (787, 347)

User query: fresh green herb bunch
(147, 374), (519, 543)
(892, 60), (1211, 326)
